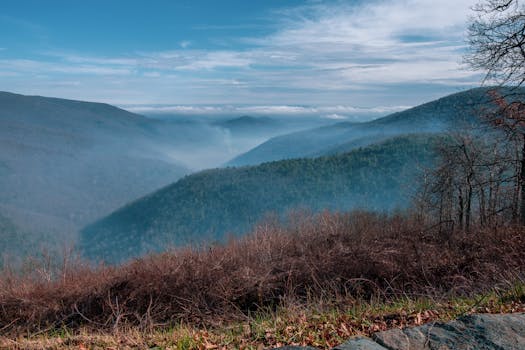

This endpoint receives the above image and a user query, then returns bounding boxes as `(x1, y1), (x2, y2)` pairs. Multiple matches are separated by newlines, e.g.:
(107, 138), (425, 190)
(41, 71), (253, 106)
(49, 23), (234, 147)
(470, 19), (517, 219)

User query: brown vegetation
(1, 210), (524, 337)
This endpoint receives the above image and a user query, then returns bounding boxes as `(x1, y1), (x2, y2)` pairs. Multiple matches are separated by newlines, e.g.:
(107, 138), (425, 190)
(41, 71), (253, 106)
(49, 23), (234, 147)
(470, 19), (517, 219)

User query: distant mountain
(212, 115), (337, 142)
(0, 92), (190, 256)
(227, 87), (510, 166)
(80, 134), (440, 263)
(215, 116), (278, 131)
(130, 114), (334, 170)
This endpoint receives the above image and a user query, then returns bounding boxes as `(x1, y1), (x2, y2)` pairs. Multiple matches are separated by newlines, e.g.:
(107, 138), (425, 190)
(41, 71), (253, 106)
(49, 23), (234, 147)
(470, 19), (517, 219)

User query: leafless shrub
(1, 210), (524, 334)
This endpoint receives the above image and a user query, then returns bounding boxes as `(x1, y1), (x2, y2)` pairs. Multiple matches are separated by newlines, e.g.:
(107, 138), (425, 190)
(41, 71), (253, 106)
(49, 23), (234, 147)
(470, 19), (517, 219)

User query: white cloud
(324, 113), (347, 120)
(0, 71), (18, 77)
(126, 105), (226, 114)
(52, 65), (132, 75)
(0, 0), (482, 107)
(174, 51), (253, 71)
(60, 54), (138, 66)
(143, 71), (161, 78)
(252, 0), (478, 85)
(124, 104), (410, 117)
(0, 58), (132, 75)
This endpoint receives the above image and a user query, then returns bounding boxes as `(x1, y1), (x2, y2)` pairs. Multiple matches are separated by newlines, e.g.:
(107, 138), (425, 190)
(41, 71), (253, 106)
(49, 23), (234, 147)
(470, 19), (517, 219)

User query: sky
(0, 0), (482, 117)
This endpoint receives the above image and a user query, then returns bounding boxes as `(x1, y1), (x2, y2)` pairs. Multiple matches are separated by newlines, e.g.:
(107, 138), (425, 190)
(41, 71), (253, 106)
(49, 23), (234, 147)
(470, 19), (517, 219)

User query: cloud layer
(0, 0), (481, 110)
(126, 104), (411, 120)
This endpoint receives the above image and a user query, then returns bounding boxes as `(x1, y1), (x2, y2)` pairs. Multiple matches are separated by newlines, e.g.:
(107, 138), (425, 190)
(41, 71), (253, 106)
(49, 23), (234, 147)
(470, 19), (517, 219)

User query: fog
(1, 92), (371, 264)
(142, 113), (339, 170)
(4, 90), (442, 268)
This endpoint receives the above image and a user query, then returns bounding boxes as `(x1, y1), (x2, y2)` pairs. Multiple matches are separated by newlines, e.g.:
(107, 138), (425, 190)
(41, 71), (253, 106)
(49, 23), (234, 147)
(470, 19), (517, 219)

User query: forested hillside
(228, 87), (507, 165)
(0, 92), (189, 258)
(81, 134), (440, 263)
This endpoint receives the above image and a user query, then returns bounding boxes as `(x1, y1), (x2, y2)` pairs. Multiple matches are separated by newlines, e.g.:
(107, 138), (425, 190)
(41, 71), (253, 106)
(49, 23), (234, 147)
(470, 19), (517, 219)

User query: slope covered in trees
(81, 134), (440, 263)
(0, 92), (190, 258)
(228, 87), (511, 165)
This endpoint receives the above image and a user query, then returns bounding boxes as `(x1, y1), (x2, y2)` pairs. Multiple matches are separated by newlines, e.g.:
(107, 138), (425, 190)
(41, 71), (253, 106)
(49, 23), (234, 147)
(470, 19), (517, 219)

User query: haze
(0, 0), (489, 262)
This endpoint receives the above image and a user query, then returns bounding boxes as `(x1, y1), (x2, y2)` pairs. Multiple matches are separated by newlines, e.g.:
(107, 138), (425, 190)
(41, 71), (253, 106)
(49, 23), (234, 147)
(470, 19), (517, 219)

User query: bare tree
(466, 0), (525, 86)
(465, 0), (525, 223)
(421, 129), (516, 231)
(485, 90), (525, 222)
(416, 1), (525, 228)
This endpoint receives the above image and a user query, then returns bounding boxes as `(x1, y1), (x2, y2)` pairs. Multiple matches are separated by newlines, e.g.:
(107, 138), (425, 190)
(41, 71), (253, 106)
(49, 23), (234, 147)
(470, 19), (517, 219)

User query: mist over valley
(78, 87), (512, 263)
(0, 91), (390, 262)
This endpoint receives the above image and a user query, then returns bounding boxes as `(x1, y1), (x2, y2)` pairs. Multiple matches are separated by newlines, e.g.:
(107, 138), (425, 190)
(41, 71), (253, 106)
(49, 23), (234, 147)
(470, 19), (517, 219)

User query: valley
(0, 87), (519, 264)
(78, 87), (511, 263)
(0, 92), (341, 262)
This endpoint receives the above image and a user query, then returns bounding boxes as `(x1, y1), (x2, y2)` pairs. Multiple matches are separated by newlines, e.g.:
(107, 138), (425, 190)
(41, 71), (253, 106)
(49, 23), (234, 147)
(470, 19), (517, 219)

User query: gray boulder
(271, 313), (525, 349)
(271, 347), (320, 350)
(333, 336), (387, 349)
(337, 313), (525, 350)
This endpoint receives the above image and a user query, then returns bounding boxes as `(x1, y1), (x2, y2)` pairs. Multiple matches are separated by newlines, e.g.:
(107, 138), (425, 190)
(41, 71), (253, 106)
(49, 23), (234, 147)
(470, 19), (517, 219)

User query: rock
(420, 313), (525, 350)
(272, 313), (525, 350)
(333, 336), (388, 349)
(271, 347), (320, 350)
(372, 328), (423, 349)
(334, 313), (525, 350)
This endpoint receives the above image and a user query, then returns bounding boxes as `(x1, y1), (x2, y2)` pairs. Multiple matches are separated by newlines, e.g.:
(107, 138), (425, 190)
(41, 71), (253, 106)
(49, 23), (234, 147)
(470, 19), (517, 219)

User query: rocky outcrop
(274, 313), (525, 350)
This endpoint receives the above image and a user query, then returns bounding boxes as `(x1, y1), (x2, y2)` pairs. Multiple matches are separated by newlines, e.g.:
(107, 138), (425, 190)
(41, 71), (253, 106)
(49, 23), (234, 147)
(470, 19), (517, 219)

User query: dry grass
(1, 211), (525, 348)
(1, 287), (524, 349)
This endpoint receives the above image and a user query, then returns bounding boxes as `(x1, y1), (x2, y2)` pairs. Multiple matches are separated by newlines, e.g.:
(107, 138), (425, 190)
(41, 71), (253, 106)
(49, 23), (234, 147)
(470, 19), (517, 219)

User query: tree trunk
(519, 134), (525, 225)
(479, 185), (486, 226)
(458, 187), (464, 231)
(466, 189), (472, 232)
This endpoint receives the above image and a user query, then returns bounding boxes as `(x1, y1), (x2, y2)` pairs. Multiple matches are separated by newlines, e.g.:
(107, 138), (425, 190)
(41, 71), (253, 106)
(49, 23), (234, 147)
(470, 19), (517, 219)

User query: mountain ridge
(0, 91), (190, 258)
(227, 87), (506, 166)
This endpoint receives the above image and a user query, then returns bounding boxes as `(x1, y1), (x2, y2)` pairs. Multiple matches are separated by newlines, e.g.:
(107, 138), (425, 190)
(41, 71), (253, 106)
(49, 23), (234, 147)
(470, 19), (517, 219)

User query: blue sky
(0, 0), (482, 117)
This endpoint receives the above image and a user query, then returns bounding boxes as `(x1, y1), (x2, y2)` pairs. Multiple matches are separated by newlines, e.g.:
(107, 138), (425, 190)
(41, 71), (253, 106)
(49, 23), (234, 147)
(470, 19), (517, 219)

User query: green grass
(3, 283), (523, 349)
